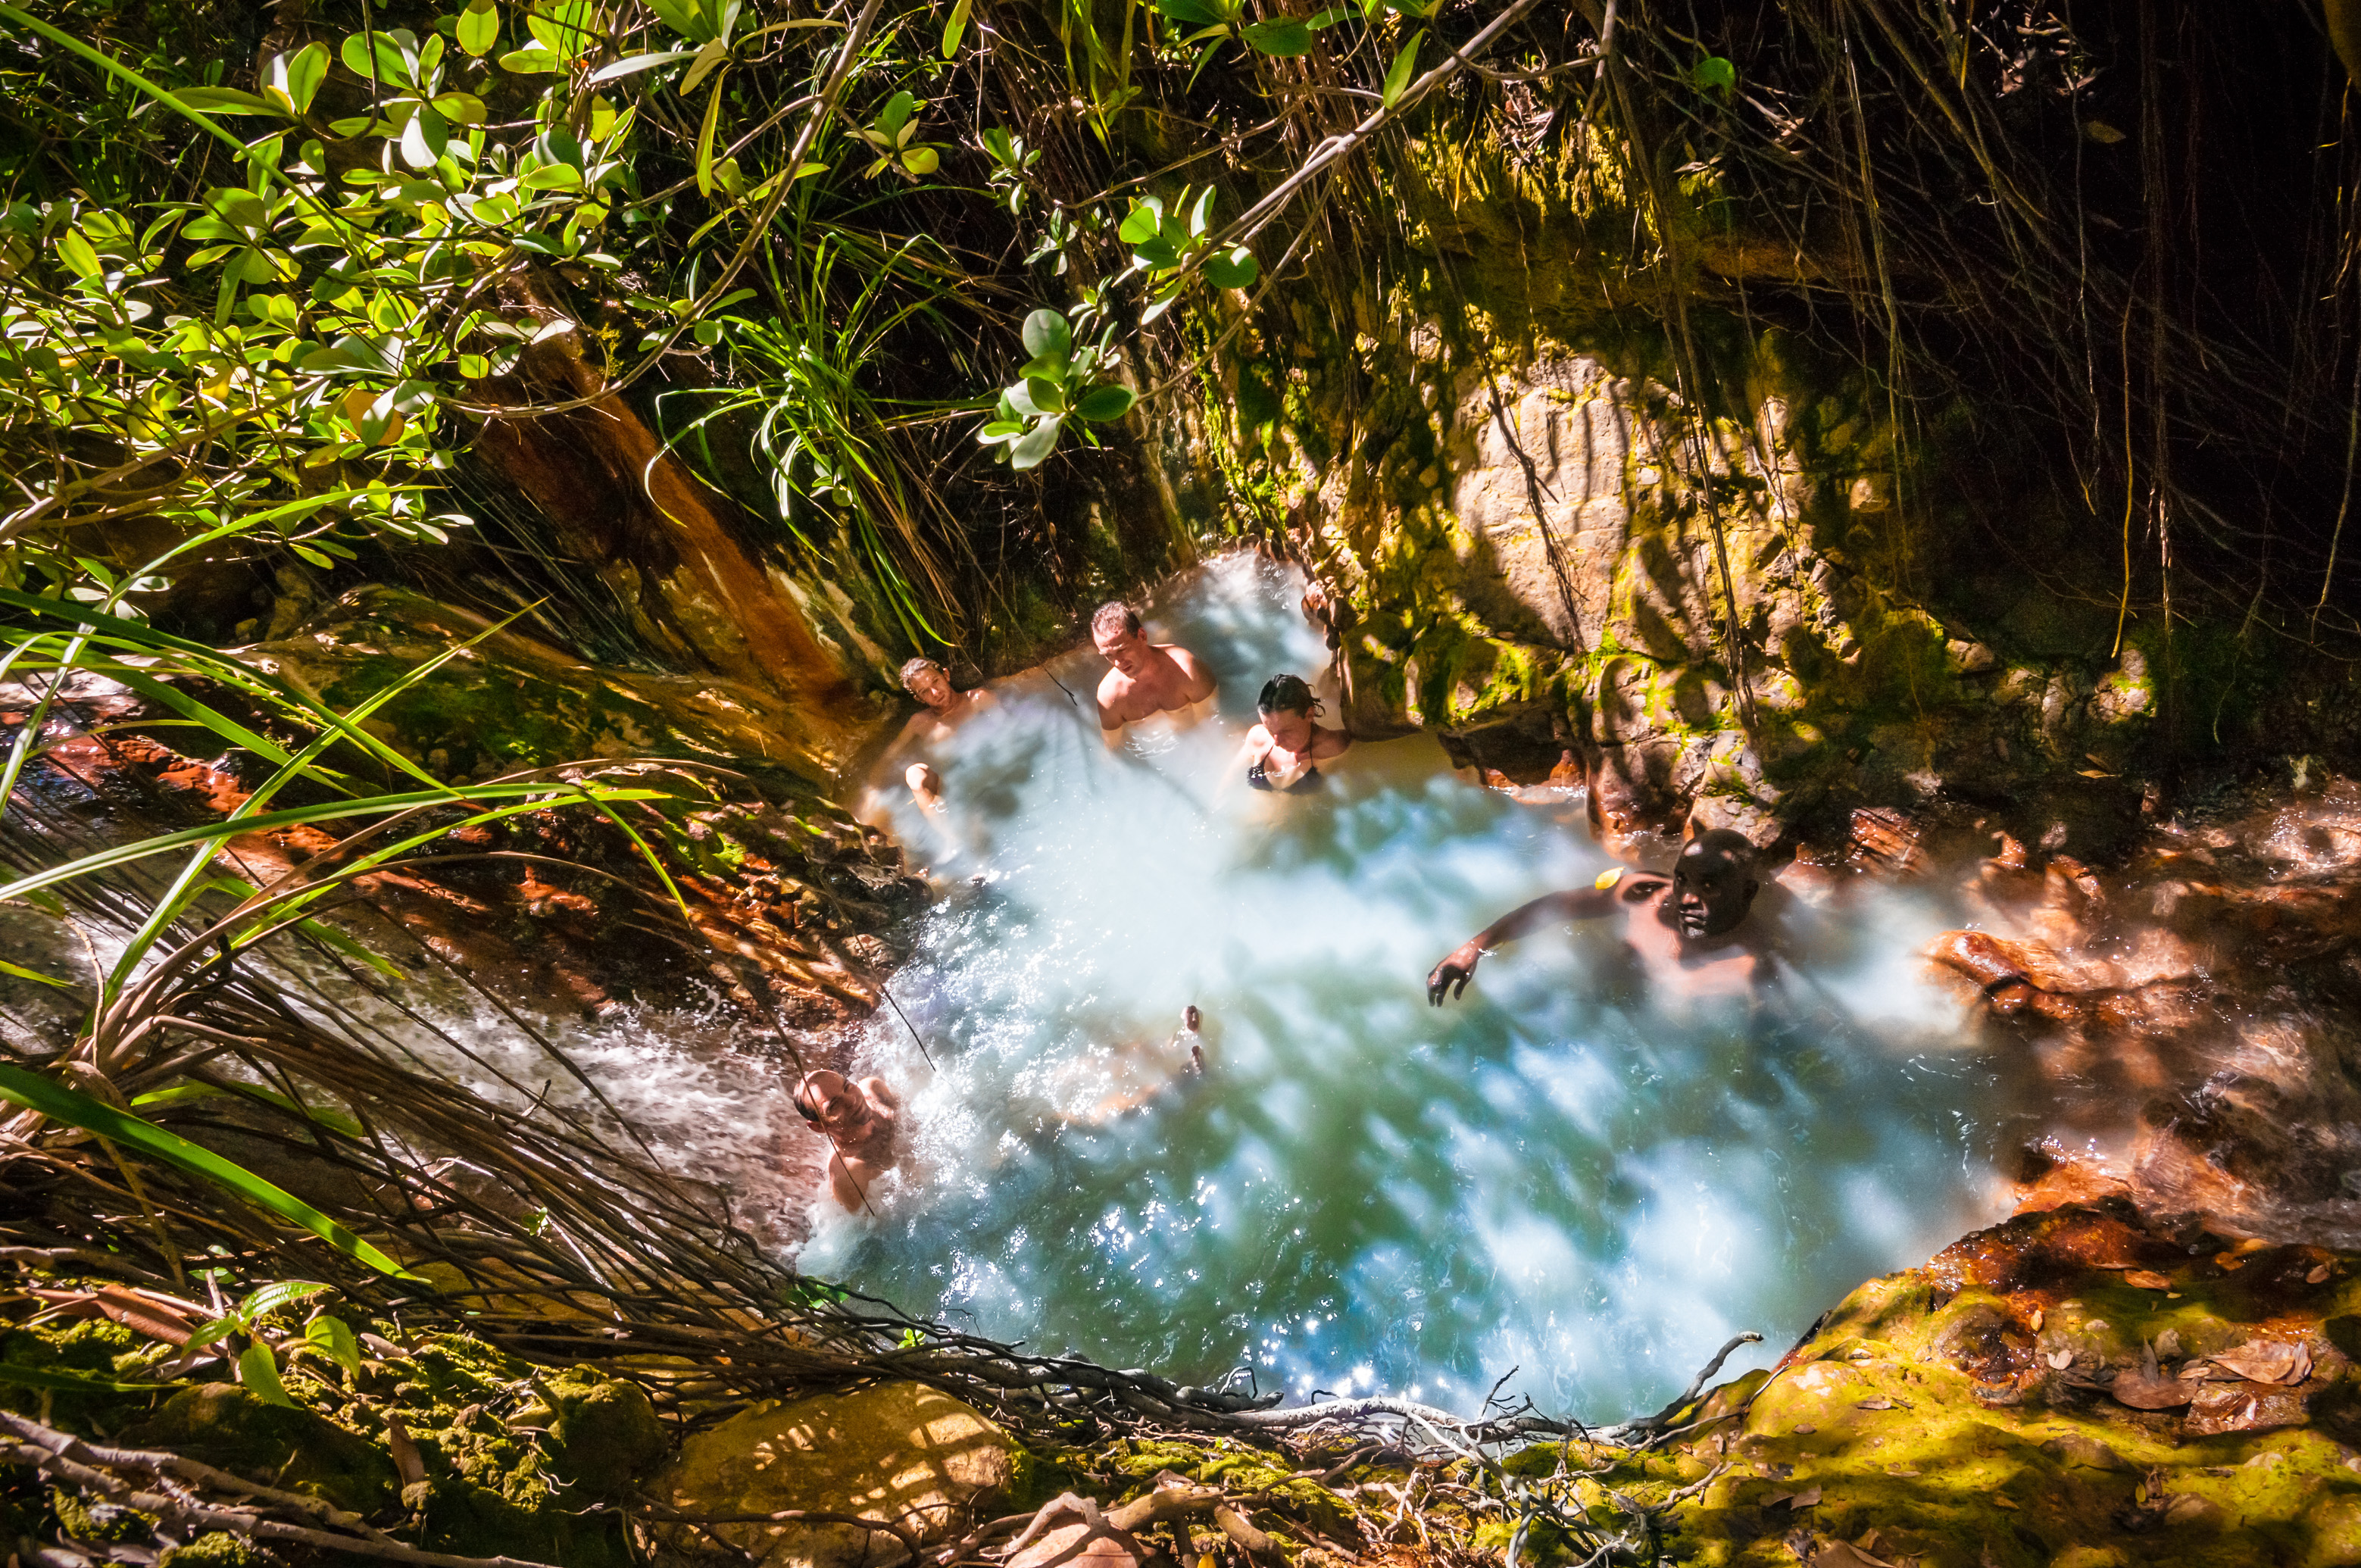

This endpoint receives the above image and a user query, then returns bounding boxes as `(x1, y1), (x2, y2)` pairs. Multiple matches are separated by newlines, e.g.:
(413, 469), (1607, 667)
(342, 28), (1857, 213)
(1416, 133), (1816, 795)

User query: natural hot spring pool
(801, 554), (2032, 1418)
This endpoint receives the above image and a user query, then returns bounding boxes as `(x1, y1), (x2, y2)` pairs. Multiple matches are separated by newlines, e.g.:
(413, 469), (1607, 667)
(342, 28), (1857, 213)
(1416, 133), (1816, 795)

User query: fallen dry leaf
(1814, 1544), (1899, 1568)
(2210, 1340), (2312, 1385)
(2310, 1263), (2333, 1285)
(2111, 1342), (2199, 1410)
(1793, 1425), (1816, 1435)
(2213, 1253), (2249, 1272)
(1856, 1397), (1897, 1410)
(1764, 1486), (1821, 1510)
(2124, 1270), (2172, 1290)
(1994, 1495), (2020, 1510)
(1884, 1466), (1921, 1476)
(2028, 1308), (2044, 1332)
(2046, 1349), (2075, 1370)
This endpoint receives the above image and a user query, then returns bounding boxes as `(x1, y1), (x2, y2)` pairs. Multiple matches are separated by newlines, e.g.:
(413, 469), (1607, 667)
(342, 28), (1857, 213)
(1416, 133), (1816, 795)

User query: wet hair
(1257, 673), (1323, 717)
(899, 656), (945, 692)
(1091, 601), (1141, 641)
(1679, 828), (1757, 873)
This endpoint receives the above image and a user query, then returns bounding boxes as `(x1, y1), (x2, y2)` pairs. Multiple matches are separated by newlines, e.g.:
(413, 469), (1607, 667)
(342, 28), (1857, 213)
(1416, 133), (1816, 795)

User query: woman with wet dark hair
(1240, 673), (1351, 792)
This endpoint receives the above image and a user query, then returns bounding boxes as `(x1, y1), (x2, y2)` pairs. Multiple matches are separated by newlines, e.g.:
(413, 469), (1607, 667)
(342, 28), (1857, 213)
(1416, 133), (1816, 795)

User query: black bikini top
(1247, 756), (1323, 794)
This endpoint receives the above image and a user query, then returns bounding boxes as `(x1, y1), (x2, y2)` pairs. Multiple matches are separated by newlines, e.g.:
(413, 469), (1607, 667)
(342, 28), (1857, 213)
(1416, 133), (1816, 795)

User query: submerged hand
(1426, 942), (1482, 1005)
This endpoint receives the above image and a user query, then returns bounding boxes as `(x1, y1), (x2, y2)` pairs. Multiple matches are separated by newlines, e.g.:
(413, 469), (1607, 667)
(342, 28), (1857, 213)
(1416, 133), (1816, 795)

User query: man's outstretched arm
(1426, 886), (1622, 1004)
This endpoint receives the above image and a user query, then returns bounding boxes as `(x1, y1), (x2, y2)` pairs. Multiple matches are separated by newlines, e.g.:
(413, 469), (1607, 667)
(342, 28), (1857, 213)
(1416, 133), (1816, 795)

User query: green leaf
(1382, 29), (1422, 108)
(497, 43), (559, 71)
(901, 145), (939, 176)
(304, 1313), (364, 1378)
(340, 30), (414, 91)
(1154, 0), (1230, 26)
(1693, 55), (1736, 94)
(0, 1063), (421, 1280)
(586, 48), (697, 84)
(1022, 374), (1067, 414)
(1117, 199), (1163, 245)
(242, 1279), (334, 1320)
(176, 86), (286, 115)
(681, 34), (730, 93)
(1074, 383), (1136, 422)
(1020, 308), (1071, 360)
(0, 1361), (176, 1395)
(130, 1082), (365, 1136)
(1241, 17), (1314, 55)
(1187, 184), (1217, 237)
(238, 1342), (295, 1407)
(456, 0), (500, 57)
(942, 0), (971, 57)
(1008, 413), (1063, 470)
(1203, 245), (1258, 288)
(877, 89), (917, 137)
(280, 41), (331, 111)
(0, 959), (72, 989)
(55, 230), (103, 280)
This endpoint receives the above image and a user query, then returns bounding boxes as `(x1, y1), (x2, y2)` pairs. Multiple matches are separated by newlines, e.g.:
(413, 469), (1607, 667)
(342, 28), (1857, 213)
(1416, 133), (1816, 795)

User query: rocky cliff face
(1239, 320), (2172, 852)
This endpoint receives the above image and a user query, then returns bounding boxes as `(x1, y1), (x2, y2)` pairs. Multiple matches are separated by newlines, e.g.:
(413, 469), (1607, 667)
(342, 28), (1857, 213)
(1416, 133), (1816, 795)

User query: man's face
(1671, 851), (1754, 939)
(907, 666), (953, 710)
(1095, 626), (1149, 677)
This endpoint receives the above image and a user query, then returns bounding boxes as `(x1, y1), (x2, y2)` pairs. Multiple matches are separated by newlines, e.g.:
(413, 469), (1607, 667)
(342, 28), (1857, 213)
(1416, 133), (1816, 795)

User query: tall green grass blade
(0, 1064), (421, 1280)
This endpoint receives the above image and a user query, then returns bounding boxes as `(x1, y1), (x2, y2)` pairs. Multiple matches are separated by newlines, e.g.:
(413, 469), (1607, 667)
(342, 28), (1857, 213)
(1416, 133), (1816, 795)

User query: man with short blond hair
(1092, 598), (1215, 732)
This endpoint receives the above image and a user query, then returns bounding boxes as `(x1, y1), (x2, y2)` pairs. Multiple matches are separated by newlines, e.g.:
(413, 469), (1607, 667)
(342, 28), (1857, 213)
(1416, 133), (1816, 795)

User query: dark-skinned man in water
(1093, 599), (1216, 742)
(1426, 829), (1772, 1010)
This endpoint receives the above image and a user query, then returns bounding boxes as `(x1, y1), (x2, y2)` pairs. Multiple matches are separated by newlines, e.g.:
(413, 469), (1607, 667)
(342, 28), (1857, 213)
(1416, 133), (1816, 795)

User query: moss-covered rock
(1588, 1201), (2361, 1566)
(120, 1383), (400, 1518)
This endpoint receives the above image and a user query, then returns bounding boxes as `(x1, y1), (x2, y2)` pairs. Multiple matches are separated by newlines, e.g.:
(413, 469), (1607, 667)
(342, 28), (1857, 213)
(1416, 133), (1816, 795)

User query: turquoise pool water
(803, 554), (2019, 1420)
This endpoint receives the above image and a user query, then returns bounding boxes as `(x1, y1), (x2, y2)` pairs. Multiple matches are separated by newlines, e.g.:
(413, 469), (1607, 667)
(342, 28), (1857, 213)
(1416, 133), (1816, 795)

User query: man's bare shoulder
(1163, 643), (1216, 696)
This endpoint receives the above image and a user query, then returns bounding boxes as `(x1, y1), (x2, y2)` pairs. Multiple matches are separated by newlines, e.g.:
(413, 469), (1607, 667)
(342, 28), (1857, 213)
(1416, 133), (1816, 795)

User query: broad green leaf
(1203, 245), (1259, 288)
(1022, 373), (1067, 414)
(1241, 17), (1313, 55)
(56, 230), (103, 280)
(901, 145), (939, 176)
(0, 1063), (421, 1279)
(1020, 308), (1070, 359)
(1008, 413), (1063, 470)
(242, 1279), (334, 1320)
(497, 43), (559, 71)
(1382, 29), (1422, 108)
(586, 48), (698, 84)
(1074, 383), (1136, 422)
(456, 0), (501, 57)
(682, 35), (730, 93)
(1154, 0), (1229, 27)
(1187, 184), (1217, 237)
(942, 0), (971, 58)
(304, 1313), (364, 1378)
(238, 1342), (295, 1407)
(1694, 55), (1736, 94)
(340, 30), (414, 91)
(1117, 201), (1162, 245)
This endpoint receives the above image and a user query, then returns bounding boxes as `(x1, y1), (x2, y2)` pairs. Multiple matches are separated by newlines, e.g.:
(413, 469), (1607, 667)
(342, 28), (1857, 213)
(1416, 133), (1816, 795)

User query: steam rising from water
(801, 555), (2026, 1416)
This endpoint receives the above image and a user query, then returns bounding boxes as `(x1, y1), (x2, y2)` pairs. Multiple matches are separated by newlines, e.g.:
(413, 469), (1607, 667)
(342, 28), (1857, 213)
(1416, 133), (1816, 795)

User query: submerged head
(1257, 673), (1323, 751)
(901, 657), (954, 711)
(1092, 601), (1150, 676)
(1672, 828), (1760, 940)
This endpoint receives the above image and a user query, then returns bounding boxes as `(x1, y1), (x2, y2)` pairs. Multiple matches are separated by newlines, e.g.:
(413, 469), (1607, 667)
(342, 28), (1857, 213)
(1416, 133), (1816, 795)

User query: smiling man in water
(1426, 828), (1771, 1007)
(1092, 600), (1216, 736)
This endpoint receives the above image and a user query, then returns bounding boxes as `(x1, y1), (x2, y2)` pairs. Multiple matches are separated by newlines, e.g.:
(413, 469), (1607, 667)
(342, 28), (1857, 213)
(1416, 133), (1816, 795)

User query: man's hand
(1426, 941), (1482, 1005)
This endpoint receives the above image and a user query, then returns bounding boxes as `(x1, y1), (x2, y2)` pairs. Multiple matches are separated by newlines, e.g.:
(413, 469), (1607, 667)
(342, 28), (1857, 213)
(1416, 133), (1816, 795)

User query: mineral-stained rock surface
(642, 1381), (1016, 1567)
(1635, 1201), (2361, 1566)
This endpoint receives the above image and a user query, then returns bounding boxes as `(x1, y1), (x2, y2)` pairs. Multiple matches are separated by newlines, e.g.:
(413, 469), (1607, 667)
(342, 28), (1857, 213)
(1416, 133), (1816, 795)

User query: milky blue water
(802, 554), (2020, 1423)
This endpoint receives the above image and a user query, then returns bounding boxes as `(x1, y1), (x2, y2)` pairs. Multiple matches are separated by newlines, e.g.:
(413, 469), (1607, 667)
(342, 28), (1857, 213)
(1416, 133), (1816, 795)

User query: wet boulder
(641, 1381), (1016, 1567)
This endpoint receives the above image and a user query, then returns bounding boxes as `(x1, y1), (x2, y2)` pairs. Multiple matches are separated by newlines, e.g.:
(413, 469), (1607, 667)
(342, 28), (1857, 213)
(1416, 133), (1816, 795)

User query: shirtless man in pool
(1426, 829), (1772, 1007)
(1093, 600), (1216, 736)
(793, 1069), (901, 1212)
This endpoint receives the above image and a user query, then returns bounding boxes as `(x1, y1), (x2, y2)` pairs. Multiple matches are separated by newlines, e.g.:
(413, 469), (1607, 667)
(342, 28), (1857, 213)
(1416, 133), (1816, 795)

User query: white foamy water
(797, 554), (2029, 1419)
